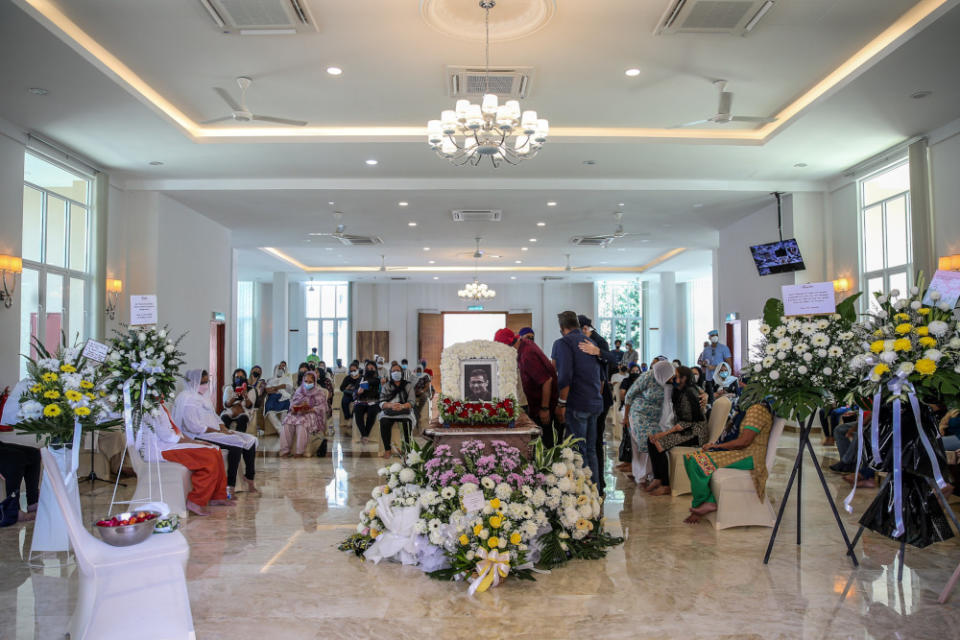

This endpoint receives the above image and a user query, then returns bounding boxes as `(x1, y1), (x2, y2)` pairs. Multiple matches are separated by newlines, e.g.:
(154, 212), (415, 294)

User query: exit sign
(467, 305), (484, 311)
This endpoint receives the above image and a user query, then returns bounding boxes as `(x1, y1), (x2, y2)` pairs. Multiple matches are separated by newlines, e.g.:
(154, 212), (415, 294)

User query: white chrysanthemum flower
(797, 365), (808, 375)
(772, 326), (787, 339)
(822, 367), (833, 375)
(876, 294), (888, 304)
(387, 476), (399, 488)
(793, 343), (809, 355)
(898, 362), (915, 375)
(551, 462), (568, 476)
(18, 400), (44, 420)
(776, 351), (787, 360)
(939, 302), (953, 312)
(481, 476), (495, 489)
(800, 323), (816, 336)
(786, 319), (802, 334)
(389, 462), (402, 474)
(754, 364), (764, 373)
(883, 340), (895, 351)
(910, 300), (922, 310)
(759, 324), (771, 335)
(769, 370), (780, 380)
(924, 349), (943, 362)
(930, 290), (942, 301)
(890, 289), (901, 298)
(817, 319), (830, 329)
(478, 528), (489, 540)
(531, 488), (546, 506)
(557, 476), (574, 493)
(840, 331), (854, 341)
(777, 337), (793, 350)
(543, 474), (557, 486)
(810, 333), (830, 347)
(910, 286), (920, 296)
(545, 496), (560, 509)
(949, 337), (960, 349)
(928, 321), (949, 337)
(399, 468), (415, 484)
(880, 351), (898, 364)
(765, 344), (778, 356)
(459, 483), (479, 496)
(803, 353), (814, 363)
(441, 486), (456, 500)
(495, 483), (513, 500)
(893, 298), (908, 310)
(828, 346), (843, 357)
(816, 348), (827, 358)
(560, 448), (575, 461)
(377, 467), (388, 477)
(372, 486), (383, 498)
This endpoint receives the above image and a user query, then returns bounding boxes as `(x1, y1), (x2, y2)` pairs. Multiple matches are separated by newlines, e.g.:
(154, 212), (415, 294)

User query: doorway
(210, 321), (225, 412)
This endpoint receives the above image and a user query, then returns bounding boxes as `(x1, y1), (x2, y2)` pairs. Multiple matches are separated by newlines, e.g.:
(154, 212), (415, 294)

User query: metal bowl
(94, 511), (161, 547)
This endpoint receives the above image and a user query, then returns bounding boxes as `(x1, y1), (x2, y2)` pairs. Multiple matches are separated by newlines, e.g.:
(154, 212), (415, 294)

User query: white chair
(39, 449), (195, 640)
(127, 445), (190, 518)
(669, 396), (732, 497)
(704, 416), (786, 530)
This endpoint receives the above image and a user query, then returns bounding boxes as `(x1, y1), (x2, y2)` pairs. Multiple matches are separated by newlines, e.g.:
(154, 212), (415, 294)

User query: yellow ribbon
(468, 548), (511, 595)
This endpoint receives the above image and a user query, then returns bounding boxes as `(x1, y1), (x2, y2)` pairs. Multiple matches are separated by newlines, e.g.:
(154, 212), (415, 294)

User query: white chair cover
(127, 444), (190, 518)
(668, 396), (732, 496)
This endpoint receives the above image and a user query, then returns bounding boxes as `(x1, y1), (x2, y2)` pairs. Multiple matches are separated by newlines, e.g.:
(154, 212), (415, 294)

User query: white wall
(825, 183), (860, 294)
(930, 129), (960, 258)
(0, 127), (26, 385)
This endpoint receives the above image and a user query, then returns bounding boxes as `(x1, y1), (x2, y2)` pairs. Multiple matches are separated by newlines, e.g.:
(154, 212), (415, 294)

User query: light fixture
(744, 0), (775, 32)
(149, 160), (164, 166)
(423, 247), (431, 251)
(408, 221), (417, 227)
(328, 201), (335, 205)
(427, 1), (548, 168)
(547, 201), (557, 207)
(0, 255), (23, 309)
(536, 221), (546, 227)
(510, 276), (517, 280)
(911, 90), (933, 99)
(938, 255), (960, 271)
(365, 159), (378, 165)
(515, 260), (522, 264)
(521, 247), (528, 251)
(833, 277), (850, 293)
(105, 278), (123, 319)
(428, 260), (436, 264)
(28, 87), (48, 95)
(433, 276), (439, 280)
(398, 201), (408, 207)
(326, 66), (343, 76)
(528, 238), (537, 242)
(624, 68), (641, 77)
(458, 237), (496, 301)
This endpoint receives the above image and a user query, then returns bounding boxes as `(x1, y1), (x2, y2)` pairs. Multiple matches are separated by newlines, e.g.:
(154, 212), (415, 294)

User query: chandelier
(427, 1), (548, 168)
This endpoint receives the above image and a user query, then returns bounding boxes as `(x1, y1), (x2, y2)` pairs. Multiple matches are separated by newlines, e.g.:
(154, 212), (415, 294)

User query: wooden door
(418, 313), (443, 390)
(356, 330), (389, 363)
(505, 312), (533, 336)
(210, 321), (225, 413)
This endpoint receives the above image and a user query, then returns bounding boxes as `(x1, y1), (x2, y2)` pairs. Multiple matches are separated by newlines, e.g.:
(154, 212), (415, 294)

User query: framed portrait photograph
(460, 359), (498, 402)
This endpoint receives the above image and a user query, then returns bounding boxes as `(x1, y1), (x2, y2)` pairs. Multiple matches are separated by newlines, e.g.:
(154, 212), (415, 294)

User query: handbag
(0, 493), (19, 527)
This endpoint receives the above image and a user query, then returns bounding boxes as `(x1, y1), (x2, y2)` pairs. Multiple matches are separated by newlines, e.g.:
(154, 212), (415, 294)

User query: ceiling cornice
(15, 0), (959, 146)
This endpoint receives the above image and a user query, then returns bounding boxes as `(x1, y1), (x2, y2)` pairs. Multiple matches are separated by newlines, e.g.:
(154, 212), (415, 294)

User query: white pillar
(272, 271), (288, 366)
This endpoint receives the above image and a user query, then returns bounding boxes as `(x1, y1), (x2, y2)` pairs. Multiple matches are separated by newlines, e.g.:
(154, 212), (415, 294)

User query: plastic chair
(127, 445), (190, 518)
(39, 449), (195, 640)
(668, 396), (732, 496)
(704, 416), (786, 530)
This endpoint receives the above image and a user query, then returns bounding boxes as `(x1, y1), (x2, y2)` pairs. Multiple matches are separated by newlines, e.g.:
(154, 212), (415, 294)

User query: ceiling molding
(15, 0), (958, 146)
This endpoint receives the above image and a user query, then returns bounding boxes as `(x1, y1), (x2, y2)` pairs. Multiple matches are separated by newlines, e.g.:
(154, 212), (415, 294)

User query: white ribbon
(468, 548), (511, 595)
(65, 417), (82, 490)
(122, 377), (136, 446)
(843, 409), (866, 514)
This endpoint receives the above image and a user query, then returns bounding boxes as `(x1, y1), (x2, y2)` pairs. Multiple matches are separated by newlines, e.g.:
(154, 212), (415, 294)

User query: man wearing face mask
(400, 358), (414, 382)
(698, 329), (733, 402)
(340, 363), (362, 421)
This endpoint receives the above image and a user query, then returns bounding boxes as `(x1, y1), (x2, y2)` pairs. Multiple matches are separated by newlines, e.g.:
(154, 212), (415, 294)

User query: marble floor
(3, 425), (960, 640)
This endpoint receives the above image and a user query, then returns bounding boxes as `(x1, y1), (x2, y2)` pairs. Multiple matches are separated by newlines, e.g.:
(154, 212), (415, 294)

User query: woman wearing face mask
(279, 371), (330, 457)
(690, 366), (705, 389)
(248, 365), (267, 410)
(221, 368), (255, 433)
(175, 369), (259, 496)
(273, 361), (288, 379)
(378, 363), (415, 457)
(353, 361), (381, 445)
(622, 360), (675, 487)
(645, 366), (708, 495)
(712, 362), (740, 400)
(340, 364), (362, 421)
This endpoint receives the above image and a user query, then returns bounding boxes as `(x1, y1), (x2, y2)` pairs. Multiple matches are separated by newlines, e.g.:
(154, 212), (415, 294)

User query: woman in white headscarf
(622, 360), (676, 487)
(173, 369), (259, 495)
(712, 362), (740, 401)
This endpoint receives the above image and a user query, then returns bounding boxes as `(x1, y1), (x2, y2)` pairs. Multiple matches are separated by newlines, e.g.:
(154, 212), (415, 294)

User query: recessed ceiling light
(547, 201), (557, 207)
(582, 160), (596, 166)
(625, 68), (641, 77)
(398, 201), (408, 207)
(911, 90), (932, 99)
(428, 260), (435, 264)
(528, 238), (537, 242)
(794, 162), (808, 168)
(521, 247), (529, 251)
(148, 161), (164, 166)
(433, 276), (439, 280)
(423, 247), (430, 251)
(536, 221), (546, 227)
(515, 260), (522, 264)
(325, 247), (333, 251)
(692, 203), (703, 208)
(489, 254), (501, 258)
(510, 276), (517, 280)
(408, 221), (417, 227)
(618, 203), (625, 207)
(600, 261), (608, 265)
(28, 87), (48, 95)
(328, 201), (335, 205)
(365, 159), (378, 166)
(326, 66), (343, 76)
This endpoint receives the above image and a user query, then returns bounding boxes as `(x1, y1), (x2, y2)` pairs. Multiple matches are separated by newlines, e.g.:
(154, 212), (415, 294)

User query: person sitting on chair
(379, 363), (415, 458)
(279, 371), (329, 458)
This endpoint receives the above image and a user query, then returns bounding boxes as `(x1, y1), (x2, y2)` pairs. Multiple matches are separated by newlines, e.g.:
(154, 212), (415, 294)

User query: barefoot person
(139, 406), (234, 517)
(174, 369), (259, 496)
(682, 398), (775, 524)
(623, 360), (675, 487)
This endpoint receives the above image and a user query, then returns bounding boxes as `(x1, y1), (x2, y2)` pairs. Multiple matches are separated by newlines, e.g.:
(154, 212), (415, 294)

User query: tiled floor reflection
(2, 426), (960, 639)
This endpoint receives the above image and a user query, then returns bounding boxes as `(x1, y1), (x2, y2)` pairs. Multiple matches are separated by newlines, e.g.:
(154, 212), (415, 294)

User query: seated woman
(174, 369), (259, 496)
(353, 361), (381, 445)
(221, 368), (255, 433)
(139, 407), (233, 516)
(645, 366), (708, 495)
(263, 369), (293, 433)
(682, 399), (775, 524)
(623, 360), (675, 486)
(279, 371), (329, 457)
(339, 363), (362, 422)
(378, 363), (416, 458)
(710, 362), (740, 401)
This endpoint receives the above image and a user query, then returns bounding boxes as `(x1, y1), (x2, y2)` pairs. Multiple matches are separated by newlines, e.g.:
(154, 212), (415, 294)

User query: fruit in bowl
(94, 510), (160, 546)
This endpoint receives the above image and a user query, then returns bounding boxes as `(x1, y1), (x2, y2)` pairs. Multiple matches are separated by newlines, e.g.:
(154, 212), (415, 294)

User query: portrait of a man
(461, 361), (496, 401)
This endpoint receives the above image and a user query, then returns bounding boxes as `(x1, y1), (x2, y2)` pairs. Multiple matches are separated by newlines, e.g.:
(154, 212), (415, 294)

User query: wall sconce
(938, 255), (960, 271)
(0, 254), (22, 309)
(105, 278), (123, 320)
(833, 277), (851, 293)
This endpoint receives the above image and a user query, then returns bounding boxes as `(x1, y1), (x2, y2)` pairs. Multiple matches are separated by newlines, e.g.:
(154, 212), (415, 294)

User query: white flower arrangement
(440, 340), (518, 400)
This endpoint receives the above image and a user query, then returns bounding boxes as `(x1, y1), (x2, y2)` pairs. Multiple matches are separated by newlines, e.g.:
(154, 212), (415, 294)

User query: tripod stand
(763, 412), (858, 566)
(78, 431), (124, 491)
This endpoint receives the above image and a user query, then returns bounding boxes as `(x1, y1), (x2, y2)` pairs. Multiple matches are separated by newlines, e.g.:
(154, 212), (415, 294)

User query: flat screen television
(749, 239), (806, 276)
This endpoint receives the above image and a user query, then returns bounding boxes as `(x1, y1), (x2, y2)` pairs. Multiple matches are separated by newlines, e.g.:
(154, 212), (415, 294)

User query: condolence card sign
(130, 294), (158, 325)
(923, 270), (960, 308)
(782, 282), (836, 316)
(81, 339), (110, 363)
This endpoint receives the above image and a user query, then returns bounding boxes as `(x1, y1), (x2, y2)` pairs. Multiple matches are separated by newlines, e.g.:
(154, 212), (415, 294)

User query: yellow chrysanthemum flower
(43, 390), (60, 399)
(576, 495), (589, 505)
(915, 359), (937, 376)
(872, 364), (890, 377)
(917, 308), (931, 316)
(869, 340), (885, 353)
(894, 313), (911, 322)
(487, 536), (500, 549)
(489, 515), (502, 529)
(575, 518), (591, 531)
(489, 497), (501, 509)
(59, 364), (76, 373)
(42, 372), (58, 382)
(873, 329), (884, 337)
(918, 337), (937, 348)
(509, 532), (522, 545)
(473, 523), (483, 536)
(75, 406), (92, 417)
(30, 384), (42, 393)
(368, 507), (377, 519)
(892, 338), (912, 352)
(99, 390), (107, 397)
(43, 404), (62, 417)
(370, 529), (380, 538)
(895, 323), (913, 335)
(64, 390), (82, 402)
(80, 380), (94, 389)
(915, 326), (929, 337)
(84, 393), (95, 401)
(459, 534), (470, 546)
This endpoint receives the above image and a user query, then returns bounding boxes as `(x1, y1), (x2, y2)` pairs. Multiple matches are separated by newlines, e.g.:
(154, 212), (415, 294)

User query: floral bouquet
(101, 324), (186, 417)
(437, 395), (517, 426)
(742, 294), (862, 421)
(15, 336), (118, 446)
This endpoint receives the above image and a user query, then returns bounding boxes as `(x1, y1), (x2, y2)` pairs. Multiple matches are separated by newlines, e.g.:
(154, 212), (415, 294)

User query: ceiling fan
(564, 254), (592, 272)
(570, 212), (649, 248)
(669, 80), (777, 129)
(202, 76), (308, 126)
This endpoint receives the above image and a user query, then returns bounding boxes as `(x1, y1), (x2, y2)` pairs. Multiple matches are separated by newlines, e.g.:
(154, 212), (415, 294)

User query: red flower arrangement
(439, 394), (517, 427)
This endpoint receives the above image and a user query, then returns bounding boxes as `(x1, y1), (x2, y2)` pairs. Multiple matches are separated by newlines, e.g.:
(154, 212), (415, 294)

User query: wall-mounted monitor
(749, 239), (805, 276)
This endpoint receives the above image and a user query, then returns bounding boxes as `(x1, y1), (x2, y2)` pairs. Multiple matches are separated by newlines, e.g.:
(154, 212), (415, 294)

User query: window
(597, 280), (643, 357)
(860, 160), (911, 311)
(443, 313), (506, 349)
(305, 282), (349, 364)
(20, 152), (94, 376)
(687, 276), (714, 364)
(237, 281), (254, 371)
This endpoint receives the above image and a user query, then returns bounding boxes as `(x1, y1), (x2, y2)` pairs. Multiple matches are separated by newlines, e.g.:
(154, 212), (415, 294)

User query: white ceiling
(2, 0), (960, 282)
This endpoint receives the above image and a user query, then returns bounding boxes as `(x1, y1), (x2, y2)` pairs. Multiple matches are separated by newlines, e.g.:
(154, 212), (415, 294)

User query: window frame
(857, 158), (912, 312)
(304, 282), (350, 365)
(596, 280), (643, 358)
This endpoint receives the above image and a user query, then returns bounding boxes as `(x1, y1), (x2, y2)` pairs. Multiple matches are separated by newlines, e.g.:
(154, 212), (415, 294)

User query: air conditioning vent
(571, 236), (614, 248)
(654, 0), (773, 36)
(199, 0), (318, 34)
(541, 276), (565, 281)
(446, 66), (533, 99)
(337, 235), (383, 246)
(452, 209), (503, 223)
(390, 277), (409, 281)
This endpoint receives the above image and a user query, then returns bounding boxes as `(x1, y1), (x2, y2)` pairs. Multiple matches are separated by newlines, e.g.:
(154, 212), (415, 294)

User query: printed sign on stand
(923, 270), (960, 308)
(130, 295), (158, 325)
(782, 282), (837, 316)
(81, 339), (110, 363)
